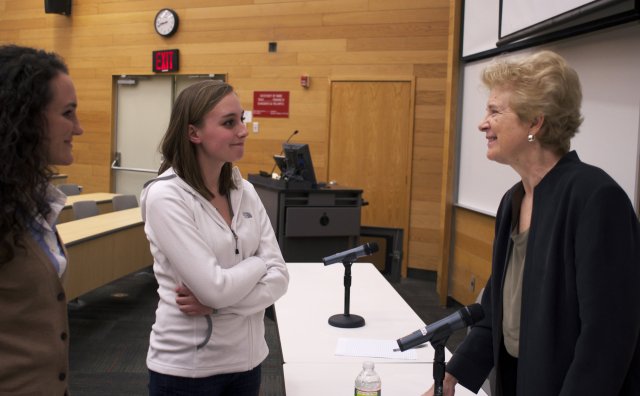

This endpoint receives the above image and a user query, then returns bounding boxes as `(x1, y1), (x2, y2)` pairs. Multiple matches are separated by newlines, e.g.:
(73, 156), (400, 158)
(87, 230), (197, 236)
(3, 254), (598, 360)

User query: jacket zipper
(230, 228), (239, 255)
(248, 315), (253, 369)
(225, 193), (239, 255)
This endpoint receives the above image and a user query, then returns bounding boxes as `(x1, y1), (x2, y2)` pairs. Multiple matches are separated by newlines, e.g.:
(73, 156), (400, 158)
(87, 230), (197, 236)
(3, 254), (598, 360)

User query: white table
(276, 263), (486, 395)
(284, 362), (486, 396)
(275, 263), (447, 364)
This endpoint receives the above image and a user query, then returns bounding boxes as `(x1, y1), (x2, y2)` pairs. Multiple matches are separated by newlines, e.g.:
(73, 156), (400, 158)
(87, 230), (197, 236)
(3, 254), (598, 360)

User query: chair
(72, 200), (99, 220)
(112, 194), (138, 211)
(359, 226), (403, 283)
(57, 183), (81, 196)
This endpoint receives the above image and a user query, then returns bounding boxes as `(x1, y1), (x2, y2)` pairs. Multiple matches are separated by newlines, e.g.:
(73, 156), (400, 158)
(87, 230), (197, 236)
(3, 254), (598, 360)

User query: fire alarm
(300, 74), (310, 88)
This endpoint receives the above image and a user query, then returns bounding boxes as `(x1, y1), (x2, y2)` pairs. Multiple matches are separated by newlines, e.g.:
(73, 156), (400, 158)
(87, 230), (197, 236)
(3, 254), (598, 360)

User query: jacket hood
(140, 166), (243, 223)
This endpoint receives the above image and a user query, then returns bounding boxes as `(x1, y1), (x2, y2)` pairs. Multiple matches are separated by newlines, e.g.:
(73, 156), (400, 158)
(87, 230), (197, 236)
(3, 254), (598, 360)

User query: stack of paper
(335, 338), (418, 360)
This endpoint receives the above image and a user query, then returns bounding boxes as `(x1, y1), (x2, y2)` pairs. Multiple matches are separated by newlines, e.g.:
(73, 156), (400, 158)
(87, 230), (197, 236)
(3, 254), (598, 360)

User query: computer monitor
(273, 154), (287, 175)
(282, 143), (318, 188)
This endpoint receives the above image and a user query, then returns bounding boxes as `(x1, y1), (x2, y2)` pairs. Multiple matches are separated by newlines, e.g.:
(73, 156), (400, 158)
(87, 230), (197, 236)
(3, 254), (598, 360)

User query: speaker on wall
(45, 0), (71, 15)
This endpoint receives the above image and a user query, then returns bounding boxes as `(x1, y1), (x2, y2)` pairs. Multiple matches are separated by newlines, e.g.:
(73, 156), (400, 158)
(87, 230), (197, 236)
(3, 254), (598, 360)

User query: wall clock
(154, 8), (179, 37)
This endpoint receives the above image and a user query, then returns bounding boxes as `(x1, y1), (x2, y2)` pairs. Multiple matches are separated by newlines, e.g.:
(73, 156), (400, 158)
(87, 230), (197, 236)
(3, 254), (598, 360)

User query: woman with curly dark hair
(0, 44), (83, 395)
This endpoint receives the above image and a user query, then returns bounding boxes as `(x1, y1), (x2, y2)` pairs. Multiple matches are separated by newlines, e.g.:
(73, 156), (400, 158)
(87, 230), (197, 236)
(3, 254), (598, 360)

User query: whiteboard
(462, 0), (638, 58)
(456, 23), (640, 216)
(500, 0), (597, 37)
(462, 0), (500, 57)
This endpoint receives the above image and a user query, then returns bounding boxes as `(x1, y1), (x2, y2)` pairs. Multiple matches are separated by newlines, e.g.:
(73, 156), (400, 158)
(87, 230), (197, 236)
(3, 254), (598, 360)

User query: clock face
(154, 8), (178, 37)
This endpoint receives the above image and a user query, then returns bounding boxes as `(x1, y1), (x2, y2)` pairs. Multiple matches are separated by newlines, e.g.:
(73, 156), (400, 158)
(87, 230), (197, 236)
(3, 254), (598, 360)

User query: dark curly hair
(0, 45), (69, 264)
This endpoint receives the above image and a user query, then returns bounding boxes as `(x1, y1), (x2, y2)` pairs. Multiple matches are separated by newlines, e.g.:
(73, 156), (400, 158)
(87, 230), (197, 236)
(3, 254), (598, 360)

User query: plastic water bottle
(354, 361), (381, 395)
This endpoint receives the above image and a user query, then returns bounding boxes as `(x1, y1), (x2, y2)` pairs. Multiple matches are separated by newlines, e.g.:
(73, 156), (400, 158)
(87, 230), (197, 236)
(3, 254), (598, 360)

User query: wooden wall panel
(449, 207), (494, 305)
(0, 0), (455, 279)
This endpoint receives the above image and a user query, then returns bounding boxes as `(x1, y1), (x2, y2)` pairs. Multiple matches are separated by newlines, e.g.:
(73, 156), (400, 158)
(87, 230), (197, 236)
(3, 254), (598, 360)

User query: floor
(68, 269), (466, 395)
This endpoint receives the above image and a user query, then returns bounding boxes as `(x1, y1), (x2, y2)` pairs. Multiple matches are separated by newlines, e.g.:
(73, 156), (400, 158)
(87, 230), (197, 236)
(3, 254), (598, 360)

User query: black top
(447, 151), (640, 395)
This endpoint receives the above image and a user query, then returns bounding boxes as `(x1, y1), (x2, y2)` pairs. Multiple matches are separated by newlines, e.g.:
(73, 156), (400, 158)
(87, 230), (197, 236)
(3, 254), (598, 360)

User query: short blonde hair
(482, 50), (583, 155)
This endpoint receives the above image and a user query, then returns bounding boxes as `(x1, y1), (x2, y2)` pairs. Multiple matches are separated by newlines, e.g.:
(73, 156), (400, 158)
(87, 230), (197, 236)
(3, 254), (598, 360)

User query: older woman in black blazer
(424, 50), (639, 396)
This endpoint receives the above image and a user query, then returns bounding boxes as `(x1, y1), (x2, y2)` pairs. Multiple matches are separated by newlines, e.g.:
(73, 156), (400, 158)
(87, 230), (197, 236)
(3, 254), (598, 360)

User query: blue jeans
(148, 365), (261, 396)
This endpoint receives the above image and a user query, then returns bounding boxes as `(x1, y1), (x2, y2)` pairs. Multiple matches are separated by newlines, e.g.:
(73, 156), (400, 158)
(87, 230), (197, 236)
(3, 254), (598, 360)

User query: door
(113, 75), (226, 197)
(113, 76), (173, 197)
(328, 81), (413, 267)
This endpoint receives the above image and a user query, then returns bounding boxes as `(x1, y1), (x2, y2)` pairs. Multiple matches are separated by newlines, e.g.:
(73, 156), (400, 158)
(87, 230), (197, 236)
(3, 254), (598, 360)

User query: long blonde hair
(158, 80), (236, 200)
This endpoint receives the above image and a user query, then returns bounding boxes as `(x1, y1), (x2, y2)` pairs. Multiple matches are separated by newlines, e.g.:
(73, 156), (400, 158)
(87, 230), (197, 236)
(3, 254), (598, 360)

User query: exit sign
(152, 49), (179, 73)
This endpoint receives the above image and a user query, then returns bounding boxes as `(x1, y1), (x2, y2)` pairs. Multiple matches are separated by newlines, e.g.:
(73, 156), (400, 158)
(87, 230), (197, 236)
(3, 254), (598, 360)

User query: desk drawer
(285, 207), (360, 237)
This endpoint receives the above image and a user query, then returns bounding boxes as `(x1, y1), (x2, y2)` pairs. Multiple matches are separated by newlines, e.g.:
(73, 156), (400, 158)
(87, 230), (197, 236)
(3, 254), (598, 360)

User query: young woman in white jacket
(141, 80), (289, 396)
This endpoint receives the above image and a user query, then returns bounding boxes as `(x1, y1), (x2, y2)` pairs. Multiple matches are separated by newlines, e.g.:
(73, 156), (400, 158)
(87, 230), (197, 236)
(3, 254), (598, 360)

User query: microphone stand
(431, 336), (448, 396)
(328, 260), (365, 328)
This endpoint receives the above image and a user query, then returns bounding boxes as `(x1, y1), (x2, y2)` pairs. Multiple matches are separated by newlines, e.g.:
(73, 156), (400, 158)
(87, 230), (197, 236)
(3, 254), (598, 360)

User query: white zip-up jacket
(140, 167), (289, 377)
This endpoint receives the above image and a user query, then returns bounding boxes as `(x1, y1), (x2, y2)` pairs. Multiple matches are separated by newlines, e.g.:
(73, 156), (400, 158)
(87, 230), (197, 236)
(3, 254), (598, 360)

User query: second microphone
(322, 242), (379, 265)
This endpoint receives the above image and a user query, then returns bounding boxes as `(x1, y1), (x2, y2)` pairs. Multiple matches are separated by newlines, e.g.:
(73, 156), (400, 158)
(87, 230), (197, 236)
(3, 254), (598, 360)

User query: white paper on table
(335, 337), (417, 360)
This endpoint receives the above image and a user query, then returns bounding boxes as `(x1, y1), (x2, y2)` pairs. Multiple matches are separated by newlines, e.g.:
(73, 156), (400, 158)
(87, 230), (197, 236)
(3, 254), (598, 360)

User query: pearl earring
(527, 134), (535, 142)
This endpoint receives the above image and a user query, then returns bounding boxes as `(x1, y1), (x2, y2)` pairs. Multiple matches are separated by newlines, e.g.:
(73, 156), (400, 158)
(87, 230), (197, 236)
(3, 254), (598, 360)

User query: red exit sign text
(152, 49), (179, 73)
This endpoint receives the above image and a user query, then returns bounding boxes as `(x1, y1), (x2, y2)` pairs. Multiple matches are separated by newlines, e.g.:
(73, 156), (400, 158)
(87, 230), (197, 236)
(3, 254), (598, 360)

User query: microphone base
(328, 313), (365, 328)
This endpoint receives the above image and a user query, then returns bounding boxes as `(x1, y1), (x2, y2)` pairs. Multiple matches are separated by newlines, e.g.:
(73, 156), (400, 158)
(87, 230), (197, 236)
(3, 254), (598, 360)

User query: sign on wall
(253, 91), (289, 117)
(152, 49), (179, 73)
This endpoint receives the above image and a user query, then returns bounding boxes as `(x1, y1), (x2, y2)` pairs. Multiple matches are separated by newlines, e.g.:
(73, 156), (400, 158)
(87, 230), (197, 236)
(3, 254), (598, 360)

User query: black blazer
(447, 151), (640, 395)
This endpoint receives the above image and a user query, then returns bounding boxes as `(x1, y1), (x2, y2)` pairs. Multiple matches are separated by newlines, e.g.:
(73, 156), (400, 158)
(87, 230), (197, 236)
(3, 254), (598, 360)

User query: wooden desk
(57, 208), (152, 300)
(58, 193), (120, 223)
(51, 173), (68, 185)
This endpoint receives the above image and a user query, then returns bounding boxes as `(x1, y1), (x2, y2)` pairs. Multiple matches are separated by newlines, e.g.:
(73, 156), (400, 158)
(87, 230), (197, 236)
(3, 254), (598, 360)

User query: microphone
(269, 130), (299, 175)
(396, 303), (484, 351)
(323, 242), (379, 265)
